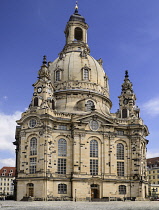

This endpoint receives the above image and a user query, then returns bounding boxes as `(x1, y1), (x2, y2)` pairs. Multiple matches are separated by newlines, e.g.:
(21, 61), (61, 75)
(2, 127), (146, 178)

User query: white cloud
(142, 97), (159, 117)
(0, 111), (22, 152)
(147, 150), (159, 159)
(0, 158), (15, 168)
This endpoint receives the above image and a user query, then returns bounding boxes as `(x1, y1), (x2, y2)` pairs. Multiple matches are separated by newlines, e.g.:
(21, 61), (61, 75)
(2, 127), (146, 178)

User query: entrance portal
(27, 183), (34, 197)
(91, 184), (99, 199)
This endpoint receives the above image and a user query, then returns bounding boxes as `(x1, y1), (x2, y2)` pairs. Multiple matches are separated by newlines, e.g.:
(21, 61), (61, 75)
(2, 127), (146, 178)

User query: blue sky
(0, 0), (159, 168)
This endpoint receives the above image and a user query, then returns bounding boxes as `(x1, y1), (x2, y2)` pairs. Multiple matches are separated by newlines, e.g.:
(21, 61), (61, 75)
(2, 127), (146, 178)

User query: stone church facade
(14, 5), (149, 201)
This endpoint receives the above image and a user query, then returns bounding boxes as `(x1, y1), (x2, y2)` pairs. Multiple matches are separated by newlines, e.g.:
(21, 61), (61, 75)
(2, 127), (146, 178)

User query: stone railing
(54, 81), (109, 97)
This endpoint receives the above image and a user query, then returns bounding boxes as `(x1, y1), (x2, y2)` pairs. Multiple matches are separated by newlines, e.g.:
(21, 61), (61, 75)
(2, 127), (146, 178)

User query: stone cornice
(54, 89), (112, 107)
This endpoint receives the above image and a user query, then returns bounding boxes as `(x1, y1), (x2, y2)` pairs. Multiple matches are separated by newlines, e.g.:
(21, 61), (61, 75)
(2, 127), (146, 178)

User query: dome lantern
(64, 3), (88, 49)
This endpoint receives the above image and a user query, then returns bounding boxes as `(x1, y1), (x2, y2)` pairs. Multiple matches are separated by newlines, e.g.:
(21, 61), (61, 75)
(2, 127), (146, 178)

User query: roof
(0, 167), (16, 177)
(69, 13), (86, 23)
(147, 157), (159, 167)
(69, 3), (86, 23)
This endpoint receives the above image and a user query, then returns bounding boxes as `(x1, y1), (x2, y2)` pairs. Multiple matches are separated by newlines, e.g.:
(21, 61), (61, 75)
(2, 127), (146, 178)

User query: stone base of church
(16, 179), (148, 201)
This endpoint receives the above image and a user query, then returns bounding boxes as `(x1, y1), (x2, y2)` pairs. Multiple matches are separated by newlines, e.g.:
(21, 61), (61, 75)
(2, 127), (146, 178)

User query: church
(14, 4), (149, 201)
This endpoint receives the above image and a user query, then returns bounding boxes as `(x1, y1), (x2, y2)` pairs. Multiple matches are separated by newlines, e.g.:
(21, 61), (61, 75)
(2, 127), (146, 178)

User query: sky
(0, 0), (159, 168)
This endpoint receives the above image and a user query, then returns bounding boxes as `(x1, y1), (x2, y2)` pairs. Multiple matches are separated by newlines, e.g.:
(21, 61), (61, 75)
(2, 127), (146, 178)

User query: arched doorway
(27, 183), (34, 197)
(91, 184), (99, 199)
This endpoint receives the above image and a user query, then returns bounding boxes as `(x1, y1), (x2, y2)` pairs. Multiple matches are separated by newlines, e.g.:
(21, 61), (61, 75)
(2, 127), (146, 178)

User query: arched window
(117, 143), (124, 160)
(74, 27), (83, 41)
(119, 185), (126, 194)
(58, 139), (67, 157)
(90, 140), (98, 175)
(83, 69), (89, 80)
(86, 100), (94, 111)
(58, 158), (66, 174)
(34, 97), (38, 107)
(122, 109), (128, 118)
(90, 159), (98, 175)
(30, 137), (37, 156)
(90, 140), (98, 157)
(52, 100), (55, 110)
(117, 162), (124, 176)
(58, 184), (67, 194)
(29, 157), (37, 174)
(81, 66), (91, 80)
(55, 70), (60, 81)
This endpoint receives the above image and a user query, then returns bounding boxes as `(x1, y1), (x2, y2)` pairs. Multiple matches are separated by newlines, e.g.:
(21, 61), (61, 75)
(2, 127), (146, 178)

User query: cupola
(64, 2), (89, 50)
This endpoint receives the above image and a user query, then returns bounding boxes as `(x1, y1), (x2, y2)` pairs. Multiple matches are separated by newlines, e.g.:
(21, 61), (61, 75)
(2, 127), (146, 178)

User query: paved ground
(0, 201), (159, 210)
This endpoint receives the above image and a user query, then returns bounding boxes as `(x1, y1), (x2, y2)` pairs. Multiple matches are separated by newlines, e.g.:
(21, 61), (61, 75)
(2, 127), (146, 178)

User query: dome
(49, 51), (109, 98)
(48, 6), (112, 115)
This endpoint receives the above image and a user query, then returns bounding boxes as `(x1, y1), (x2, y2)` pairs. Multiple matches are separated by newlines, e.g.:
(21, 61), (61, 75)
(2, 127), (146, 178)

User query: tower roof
(38, 55), (50, 80)
(69, 2), (86, 23)
(121, 70), (133, 94)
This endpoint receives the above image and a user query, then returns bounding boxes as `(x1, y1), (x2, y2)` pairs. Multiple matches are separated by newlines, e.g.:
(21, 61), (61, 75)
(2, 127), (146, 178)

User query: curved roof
(49, 51), (109, 98)
(69, 13), (86, 23)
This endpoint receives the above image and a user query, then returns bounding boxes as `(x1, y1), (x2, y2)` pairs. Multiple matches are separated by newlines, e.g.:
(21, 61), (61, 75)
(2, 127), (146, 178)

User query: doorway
(91, 184), (99, 199)
(27, 183), (34, 197)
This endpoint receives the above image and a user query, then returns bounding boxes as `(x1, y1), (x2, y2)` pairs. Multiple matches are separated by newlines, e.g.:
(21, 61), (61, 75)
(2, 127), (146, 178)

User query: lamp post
(123, 192), (125, 202)
(75, 189), (77, 202)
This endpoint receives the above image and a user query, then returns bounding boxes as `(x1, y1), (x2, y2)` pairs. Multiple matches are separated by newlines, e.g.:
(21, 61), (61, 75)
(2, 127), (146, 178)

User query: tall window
(30, 158), (37, 174)
(90, 140), (98, 157)
(90, 159), (98, 175)
(117, 143), (124, 160)
(86, 100), (94, 111)
(117, 162), (124, 176)
(74, 27), (83, 41)
(58, 158), (66, 174)
(58, 184), (67, 194)
(58, 139), (67, 157)
(83, 69), (89, 80)
(56, 70), (60, 81)
(119, 185), (126, 194)
(52, 100), (55, 110)
(34, 97), (38, 106)
(30, 137), (37, 156)
(122, 109), (128, 118)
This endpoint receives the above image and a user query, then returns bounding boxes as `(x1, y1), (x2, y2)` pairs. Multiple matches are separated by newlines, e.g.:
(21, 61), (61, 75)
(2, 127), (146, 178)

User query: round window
(90, 120), (99, 131)
(29, 119), (37, 128)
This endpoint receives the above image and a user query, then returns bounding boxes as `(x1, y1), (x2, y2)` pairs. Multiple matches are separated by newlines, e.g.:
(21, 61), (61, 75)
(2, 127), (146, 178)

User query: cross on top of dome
(74, 1), (78, 14)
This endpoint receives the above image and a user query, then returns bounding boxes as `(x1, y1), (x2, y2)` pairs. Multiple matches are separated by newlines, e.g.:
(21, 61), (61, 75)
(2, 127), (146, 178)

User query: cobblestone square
(0, 201), (159, 210)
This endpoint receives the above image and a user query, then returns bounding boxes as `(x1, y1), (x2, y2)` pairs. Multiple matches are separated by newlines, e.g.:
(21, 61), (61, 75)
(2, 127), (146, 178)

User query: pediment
(33, 79), (44, 87)
(73, 112), (115, 125)
(33, 79), (54, 88)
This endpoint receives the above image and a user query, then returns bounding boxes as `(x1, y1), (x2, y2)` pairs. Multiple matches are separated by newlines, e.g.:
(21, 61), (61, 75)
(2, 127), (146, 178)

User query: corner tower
(117, 70), (140, 119)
